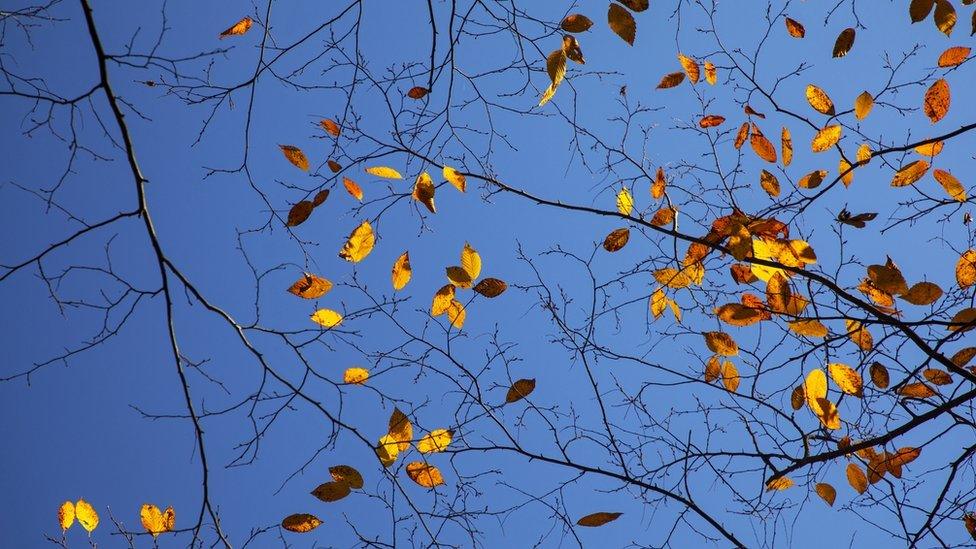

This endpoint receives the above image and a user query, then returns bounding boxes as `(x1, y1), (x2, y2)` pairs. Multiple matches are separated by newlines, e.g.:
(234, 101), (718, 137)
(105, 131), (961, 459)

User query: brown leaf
(910, 0), (935, 22)
(576, 512), (622, 527)
(785, 17), (805, 38)
(311, 481), (351, 502)
(733, 122), (750, 149)
(678, 53), (700, 84)
(899, 382), (937, 399)
(934, 0), (956, 36)
(506, 378), (536, 403)
(699, 115), (726, 128)
(832, 28), (856, 58)
(656, 71), (685, 89)
(815, 483), (836, 506)
(903, 281), (943, 305)
(603, 227), (630, 252)
(407, 86), (429, 100)
(561, 14), (594, 33)
(847, 463), (868, 494)
(781, 127), (793, 166)
(320, 118), (340, 137)
(750, 124), (777, 163)
(798, 170), (827, 189)
(312, 189), (329, 206)
(474, 278), (507, 298)
(608, 4), (636, 45)
(281, 513), (322, 533)
(286, 201), (315, 227)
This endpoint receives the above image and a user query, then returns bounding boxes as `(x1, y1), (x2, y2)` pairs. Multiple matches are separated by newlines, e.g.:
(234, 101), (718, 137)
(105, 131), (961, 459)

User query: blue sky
(2, 0), (975, 547)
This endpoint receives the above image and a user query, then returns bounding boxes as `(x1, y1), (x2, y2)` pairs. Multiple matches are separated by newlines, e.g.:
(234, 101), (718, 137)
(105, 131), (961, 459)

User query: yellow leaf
(310, 309), (343, 328)
(311, 481), (351, 502)
(608, 3), (636, 45)
(405, 462), (445, 488)
(417, 429), (453, 453)
(577, 512), (623, 527)
(759, 169), (780, 198)
(804, 369), (828, 414)
(750, 124), (778, 163)
(704, 331), (738, 356)
(805, 85), (835, 115)
(829, 363), (863, 397)
(789, 319), (828, 338)
(891, 160), (929, 187)
(816, 483), (836, 506)
(704, 355), (721, 383)
(338, 221), (375, 263)
(431, 284), (455, 316)
(474, 277), (507, 297)
(765, 476), (794, 491)
(811, 125), (842, 152)
(832, 27), (855, 58)
(506, 378), (536, 403)
(715, 303), (762, 327)
(388, 408), (413, 452)
(956, 249), (976, 288)
(934, 169), (967, 202)
(704, 61), (717, 85)
(846, 319), (874, 351)
(915, 140), (944, 156)
(343, 177), (364, 201)
(721, 360), (740, 392)
(446, 299), (466, 328)
(460, 242), (481, 280)
(281, 513), (323, 533)
(219, 16), (253, 38)
(287, 273), (332, 299)
(443, 165), (466, 192)
(847, 463), (868, 494)
(781, 127), (793, 167)
(857, 143), (872, 163)
(651, 288), (667, 319)
(365, 166), (403, 179)
(376, 434), (400, 467)
(411, 172), (436, 213)
(839, 159), (854, 187)
(616, 187), (634, 216)
(678, 53), (700, 84)
(392, 251), (412, 290)
(58, 501), (75, 531)
(140, 504), (175, 538)
(923, 79), (950, 123)
(343, 367), (369, 385)
(854, 91), (874, 120)
(279, 145), (309, 171)
(330, 464), (365, 489)
(75, 499), (99, 534)
(539, 50), (567, 107)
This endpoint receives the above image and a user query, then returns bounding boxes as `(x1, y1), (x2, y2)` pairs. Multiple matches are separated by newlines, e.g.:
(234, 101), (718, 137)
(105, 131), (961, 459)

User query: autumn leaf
(704, 331), (738, 356)
(651, 167), (667, 199)
(343, 177), (364, 201)
(750, 124), (777, 163)
(311, 481), (351, 502)
(417, 429), (452, 453)
(446, 299), (466, 328)
(784, 17), (805, 38)
(617, 0), (649, 11)
(846, 319), (873, 351)
(286, 201), (314, 227)
(829, 363), (863, 397)
(140, 504), (175, 537)
(279, 145), (309, 171)
(781, 127), (793, 166)
(604, 228), (630, 252)
(956, 249), (976, 288)
(923, 79), (950, 123)
(811, 125), (842, 152)
(506, 378), (536, 403)
(704, 61), (717, 85)
(899, 382), (937, 399)
(392, 251), (412, 290)
(847, 463), (868, 494)
(311, 309), (343, 328)
(733, 122), (750, 149)
(816, 483), (836, 506)
(934, 0), (956, 36)
(281, 513), (322, 533)
(411, 172), (436, 213)
(376, 434), (399, 467)
(924, 368), (953, 385)
(854, 91), (874, 120)
(765, 476), (794, 491)
(608, 3), (636, 45)
(699, 115), (726, 128)
(540, 49), (567, 107)
(388, 408), (413, 452)
(58, 501), (75, 531)
(721, 360), (740, 392)
(344, 367), (369, 385)
(561, 14), (594, 33)
(431, 284), (455, 316)
(832, 27), (855, 57)
(330, 464), (365, 489)
(805, 85), (835, 115)
(870, 362), (890, 389)
(615, 187), (634, 216)
(474, 278), (507, 297)
(938, 46), (970, 67)
(321, 118), (340, 137)
(758, 170), (780, 198)
(577, 512), (622, 527)
(933, 169), (967, 201)
(219, 16), (253, 38)
(798, 170), (827, 190)
(406, 461), (445, 488)
(891, 160), (929, 187)
(75, 499), (98, 533)
(678, 54), (700, 84)
(287, 273), (331, 300)
(916, 140), (944, 157)
(365, 166), (403, 179)
(407, 86), (429, 99)
(327, 159), (342, 173)
(443, 165), (466, 192)
(656, 71), (685, 89)
(338, 221), (375, 263)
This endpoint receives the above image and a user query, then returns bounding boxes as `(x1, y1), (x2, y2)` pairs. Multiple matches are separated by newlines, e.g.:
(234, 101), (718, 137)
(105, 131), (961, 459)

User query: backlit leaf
(417, 429), (453, 453)
(934, 169), (967, 202)
(899, 382), (937, 399)
(938, 46), (970, 67)
(750, 124), (777, 163)
(506, 378), (536, 403)
(540, 50), (566, 106)
(343, 177), (364, 201)
(561, 14), (594, 33)
(443, 166), (466, 192)
(406, 462), (445, 488)
(365, 166), (403, 179)
(891, 160), (929, 187)
(765, 476), (794, 491)
(281, 513), (322, 533)
(847, 463), (868, 494)
(311, 481), (351, 502)
(407, 86), (429, 99)
(657, 71), (685, 89)
(75, 499), (98, 533)
(829, 363), (863, 397)
(58, 501), (75, 531)
(474, 278), (507, 297)
(288, 273), (332, 299)
(678, 53), (700, 84)
(704, 61), (717, 85)
(923, 79), (950, 123)
(310, 309), (343, 328)
(577, 512), (622, 527)
(388, 408), (413, 452)
(870, 362), (890, 389)
(321, 118), (340, 137)
(832, 28), (855, 58)
(219, 16), (253, 38)
(699, 115), (726, 128)
(338, 221), (375, 262)
(608, 4), (636, 45)
(759, 169), (780, 198)
(805, 85), (835, 115)
(446, 299), (466, 328)
(140, 504), (175, 538)
(721, 360), (740, 392)
(934, 0), (956, 36)
(344, 367), (369, 385)
(854, 91), (874, 120)
(603, 228), (630, 252)
(811, 125), (842, 152)
(704, 331), (738, 356)
(330, 464), (365, 489)
(785, 17), (805, 38)
(816, 483), (836, 506)
(924, 368), (953, 385)
(781, 127), (793, 166)
(376, 434), (400, 467)
(279, 145), (309, 171)
(798, 170), (827, 189)
(412, 172), (436, 213)
(616, 187), (634, 215)
(392, 251), (412, 290)
(431, 284), (455, 316)
(956, 249), (976, 288)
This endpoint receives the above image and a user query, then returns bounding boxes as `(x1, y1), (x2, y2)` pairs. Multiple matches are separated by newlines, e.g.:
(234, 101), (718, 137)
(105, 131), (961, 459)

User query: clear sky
(2, 0), (975, 547)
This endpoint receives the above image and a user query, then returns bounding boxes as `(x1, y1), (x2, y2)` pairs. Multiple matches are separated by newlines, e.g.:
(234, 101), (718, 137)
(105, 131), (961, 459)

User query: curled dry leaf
(577, 512), (622, 527)
(281, 513), (322, 533)
(506, 378), (536, 403)
(781, 127), (793, 166)
(540, 49), (567, 106)
(219, 16), (253, 38)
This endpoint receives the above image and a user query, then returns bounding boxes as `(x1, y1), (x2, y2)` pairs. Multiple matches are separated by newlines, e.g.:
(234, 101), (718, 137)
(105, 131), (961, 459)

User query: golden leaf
(140, 504), (175, 537)
(781, 127), (793, 166)
(650, 206), (676, 226)
(733, 122), (750, 149)
(886, 447), (922, 468)
(854, 91), (874, 120)
(785, 17), (805, 38)
(846, 319), (873, 351)
(797, 169), (827, 190)
(338, 221), (375, 263)
(219, 16), (253, 38)
(705, 355), (721, 383)
(446, 299), (466, 328)
(750, 124), (778, 163)
(310, 309), (343, 328)
(956, 249), (976, 288)
(924, 368), (953, 385)
(789, 319), (828, 338)
(847, 463), (868, 494)
(899, 382), (937, 399)
(391, 251), (412, 290)
(406, 462), (445, 488)
(603, 228), (630, 252)
(540, 50), (566, 106)
(949, 307), (976, 332)
(58, 501), (75, 531)
(506, 378), (536, 403)
(704, 331), (738, 356)
(915, 140), (944, 157)
(870, 362), (890, 389)
(321, 118), (340, 137)
(417, 429), (453, 453)
(815, 397), (841, 430)
(287, 273), (332, 299)
(562, 35), (585, 64)
(411, 172), (436, 213)
(759, 169), (780, 197)
(715, 303), (763, 327)
(457, 242), (481, 280)
(561, 14), (594, 33)
(829, 363), (863, 397)
(576, 512), (622, 527)
(938, 46), (970, 67)
(431, 284), (455, 316)
(446, 266), (473, 289)
(656, 71), (685, 89)
(923, 79), (950, 123)
(867, 259), (908, 295)
(678, 53), (700, 84)
(616, 187), (634, 216)
(443, 166), (466, 192)
(933, 169), (967, 201)
(699, 115), (726, 128)
(952, 347), (976, 367)
(376, 434), (400, 467)
(279, 145), (309, 171)
(474, 278), (507, 298)
(891, 160), (929, 187)
(330, 464), (365, 489)
(281, 513), (322, 533)
(704, 61), (717, 85)
(805, 85), (835, 115)
(75, 499), (99, 533)
(388, 408), (413, 452)
(903, 281), (942, 305)
(816, 483), (836, 506)
(811, 125), (842, 152)
(311, 481), (351, 502)
(608, 4), (637, 45)
(365, 166), (403, 179)
(765, 476), (794, 491)
(804, 369), (828, 414)
(832, 27), (855, 58)
(286, 201), (314, 227)
(343, 367), (369, 385)
(857, 143), (872, 163)
(722, 360), (740, 392)
(839, 159), (854, 187)
(343, 177), (364, 201)
(651, 167), (667, 199)
(934, 0), (956, 36)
